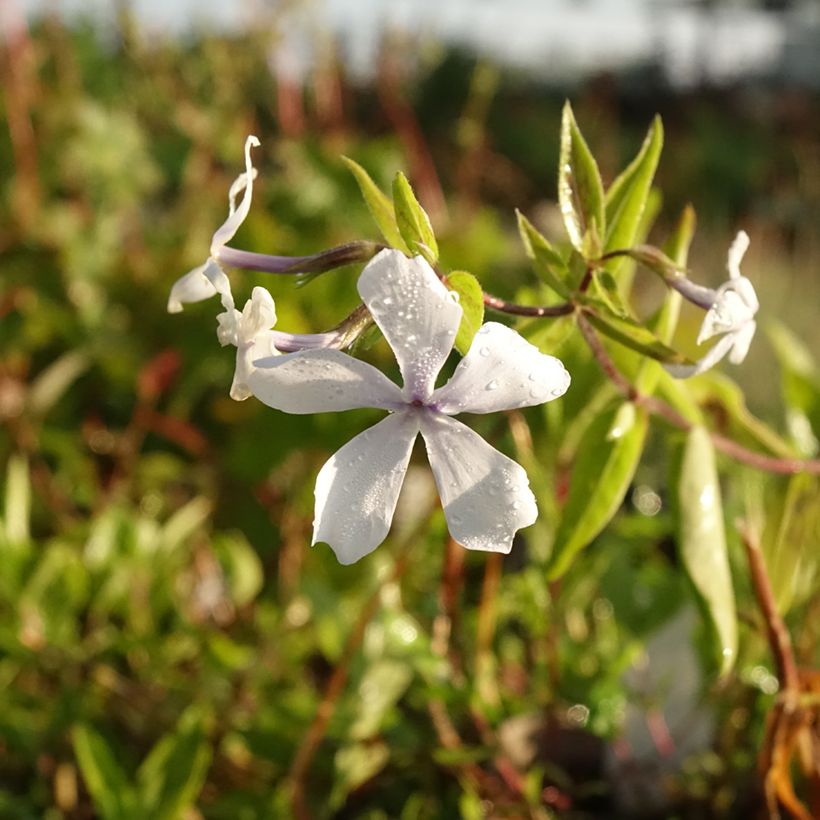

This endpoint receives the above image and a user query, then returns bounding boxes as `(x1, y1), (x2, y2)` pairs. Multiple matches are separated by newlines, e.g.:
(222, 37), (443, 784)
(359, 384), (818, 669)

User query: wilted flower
(246, 249), (571, 564)
(666, 231), (758, 378)
(167, 135), (260, 313)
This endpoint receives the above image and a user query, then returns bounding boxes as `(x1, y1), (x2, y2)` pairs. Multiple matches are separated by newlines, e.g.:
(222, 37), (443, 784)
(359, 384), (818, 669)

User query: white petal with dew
(664, 332), (737, 379)
(419, 412), (537, 553)
(210, 135), (260, 255)
(313, 411), (420, 564)
(358, 250), (462, 402)
(432, 322), (570, 415)
(248, 348), (404, 413)
(166, 262), (217, 313)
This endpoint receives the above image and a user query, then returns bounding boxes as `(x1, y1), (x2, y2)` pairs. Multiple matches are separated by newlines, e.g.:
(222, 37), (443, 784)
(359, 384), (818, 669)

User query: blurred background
(1, 0), (819, 817)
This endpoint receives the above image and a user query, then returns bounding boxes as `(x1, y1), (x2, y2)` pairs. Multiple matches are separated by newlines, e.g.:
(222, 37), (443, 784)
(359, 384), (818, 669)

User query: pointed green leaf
(547, 400), (648, 579)
(516, 210), (571, 298)
(392, 172), (438, 262)
(582, 309), (692, 366)
(341, 156), (408, 253)
(761, 474), (820, 614)
(678, 426), (737, 674)
(3, 455), (30, 545)
(634, 204), (696, 395)
(331, 741), (390, 810)
(558, 101), (605, 256)
(73, 725), (135, 820)
(137, 717), (211, 820)
(767, 320), (820, 455)
(604, 116), (663, 272)
(445, 270), (484, 355)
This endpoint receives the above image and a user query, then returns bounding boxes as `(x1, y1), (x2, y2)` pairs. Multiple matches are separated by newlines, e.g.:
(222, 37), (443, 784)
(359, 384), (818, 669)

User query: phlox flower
(246, 249), (571, 564)
(167, 135), (259, 314)
(666, 231), (758, 378)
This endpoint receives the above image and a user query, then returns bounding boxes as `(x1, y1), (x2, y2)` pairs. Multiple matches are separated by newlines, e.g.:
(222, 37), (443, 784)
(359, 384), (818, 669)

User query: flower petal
(210, 135), (260, 256)
(247, 348), (404, 413)
(726, 230), (750, 280)
(313, 412), (420, 564)
(431, 322), (570, 415)
(664, 331), (737, 379)
(357, 250), (462, 401)
(419, 412), (537, 553)
(728, 319), (756, 365)
(231, 330), (280, 401)
(167, 262), (217, 313)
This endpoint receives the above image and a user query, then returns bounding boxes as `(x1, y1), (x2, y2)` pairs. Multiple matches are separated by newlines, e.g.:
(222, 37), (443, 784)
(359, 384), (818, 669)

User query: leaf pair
(343, 157), (484, 355)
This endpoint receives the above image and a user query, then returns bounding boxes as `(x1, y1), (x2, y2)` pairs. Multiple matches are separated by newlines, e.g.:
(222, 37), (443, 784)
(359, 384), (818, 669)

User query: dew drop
(383, 296), (394, 306)
(479, 346), (490, 357)
(528, 372), (538, 381)
(448, 291), (460, 304)
(550, 387), (564, 397)
(486, 380), (499, 391)
(511, 501), (520, 510)
(451, 514), (463, 525)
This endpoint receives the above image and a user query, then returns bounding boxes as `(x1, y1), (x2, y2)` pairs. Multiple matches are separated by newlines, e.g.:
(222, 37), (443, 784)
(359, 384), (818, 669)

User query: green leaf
(761, 474), (820, 614)
(515, 211), (571, 298)
(73, 725), (135, 820)
(350, 659), (413, 740)
(558, 101), (605, 257)
(547, 400), (648, 579)
(582, 309), (692, 366)
(3, 455), (30, 545)
(392, 172), (438, 262)
(604, 116), (663, 272)
(445, 271), (484, 355)
(686, 371), (797, 459)
(137, 716), (211, 820)
(341, 156), (408, 253)
(767, 320), (820, 455)
(677, 426), (737, 675)
(634, 204), (696, 395)
(331, 741), (390, 810)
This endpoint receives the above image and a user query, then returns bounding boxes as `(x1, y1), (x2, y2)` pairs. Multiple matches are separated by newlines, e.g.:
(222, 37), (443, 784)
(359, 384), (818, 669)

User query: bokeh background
(1, 1), (819, 817)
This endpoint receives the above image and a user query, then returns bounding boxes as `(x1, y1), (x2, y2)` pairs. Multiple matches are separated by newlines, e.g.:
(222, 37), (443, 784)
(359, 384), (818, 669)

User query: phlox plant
(164, 102), (820, 816)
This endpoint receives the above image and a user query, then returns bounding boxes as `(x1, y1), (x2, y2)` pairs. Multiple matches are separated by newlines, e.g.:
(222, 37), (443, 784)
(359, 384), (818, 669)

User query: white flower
(246, 249), (571, 564)
(167, 135), (260, 314)
(666, 231), (758, 379)
(216, 285), (279, 401)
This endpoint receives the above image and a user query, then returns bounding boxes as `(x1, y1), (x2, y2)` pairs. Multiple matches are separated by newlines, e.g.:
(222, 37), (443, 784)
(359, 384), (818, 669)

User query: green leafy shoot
(558, 101), (605, 258)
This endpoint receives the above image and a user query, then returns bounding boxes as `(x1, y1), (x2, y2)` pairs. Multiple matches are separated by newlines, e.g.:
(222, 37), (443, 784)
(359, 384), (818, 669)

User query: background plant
(1, 9), (819, 819)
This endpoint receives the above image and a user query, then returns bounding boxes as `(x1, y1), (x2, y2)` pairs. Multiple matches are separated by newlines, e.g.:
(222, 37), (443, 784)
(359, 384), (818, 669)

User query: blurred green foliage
(1, 12), (819, 819)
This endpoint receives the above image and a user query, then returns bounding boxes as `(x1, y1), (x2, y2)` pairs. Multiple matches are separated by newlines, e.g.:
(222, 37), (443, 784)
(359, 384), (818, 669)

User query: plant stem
(482, 292), (574, 317)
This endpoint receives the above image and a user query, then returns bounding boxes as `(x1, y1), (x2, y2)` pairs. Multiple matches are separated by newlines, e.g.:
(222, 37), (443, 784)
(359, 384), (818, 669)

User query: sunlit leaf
(677, 426), (737, 675)
(558, 101), (605, 257)
(342, 156), (408, 253)
(445, 270), (484, 355)
(331, 741), (390, 810)
(392, 171), (438, 262)
(516, 211), (571, 298)
(604, 116), (663, 275)
(3, 455), (30, 545)
(548, 400), (648, 579)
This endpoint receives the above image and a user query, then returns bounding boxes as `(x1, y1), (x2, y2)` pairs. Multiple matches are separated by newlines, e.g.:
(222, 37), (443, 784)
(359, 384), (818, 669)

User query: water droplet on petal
(451, 514), (463, 525)
(486, 380), (499, 391)
(448, 291), (460, 304)
(383, 296), (394, 305)
(479, 346), (490, 357)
